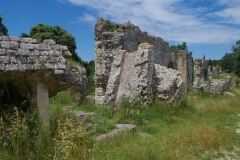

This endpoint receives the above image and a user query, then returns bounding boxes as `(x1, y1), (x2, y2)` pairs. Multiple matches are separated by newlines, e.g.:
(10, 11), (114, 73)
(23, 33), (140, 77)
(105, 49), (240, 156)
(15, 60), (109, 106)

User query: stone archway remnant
(0, 36), (88, 124)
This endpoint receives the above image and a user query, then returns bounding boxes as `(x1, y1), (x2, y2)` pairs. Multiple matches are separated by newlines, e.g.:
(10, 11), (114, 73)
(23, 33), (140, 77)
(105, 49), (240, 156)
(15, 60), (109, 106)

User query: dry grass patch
(169, 125), (232, 151)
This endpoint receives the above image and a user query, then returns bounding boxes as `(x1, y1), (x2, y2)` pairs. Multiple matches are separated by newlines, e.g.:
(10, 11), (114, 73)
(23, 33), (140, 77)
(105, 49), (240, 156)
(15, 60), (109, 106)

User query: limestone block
(59, 45), (68, 51)
(10, 56), (18, 63)
(17, 49), (31, 56)
(23, 64), (35, 70)
(17, 56), (27, 63)
(95, 95), (105, 105)
(53, 51), (61, 56)
(62, 50), (72, 57)
(0, 64), (5, 70)
(10, 41), (19, 50)
(0, 41), (10, 48)
(27, 56), (38, 63)
(9, 36), (21, 42)
(5, 64), (19, 70)
(59, 56), (67, 63)
(20, 38), (37, 43)
(31, 50), (40, 56)
(95, 87), (105, 96)
(36, 44), (51, 51)
(2, 36), (10, 41)
(104, 50), (125, 105)
(48, 51), (54, 56)
(116, 124), (136, 131)
(34, 63), (42, 69)
(0, 56), (9, 63)
(54, 70), (64, 74)
(20, 43), (35, 50)
(0, 49), (7, 55)
(39, 56), (48, 62)
(40, 51), (49, 56)
(223, 91), (235, 97)
(52, 44), (60, 51)
(44, 63), (55, 70)
(43, 39), (56, 45)
(7, 49), (16, 55)
(55, 63), (66, 70)
(152, 64), (185, 103)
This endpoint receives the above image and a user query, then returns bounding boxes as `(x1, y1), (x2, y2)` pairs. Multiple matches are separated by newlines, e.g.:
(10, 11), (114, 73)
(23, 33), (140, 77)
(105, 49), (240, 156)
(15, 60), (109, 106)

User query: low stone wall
(199, 76), (232, 94)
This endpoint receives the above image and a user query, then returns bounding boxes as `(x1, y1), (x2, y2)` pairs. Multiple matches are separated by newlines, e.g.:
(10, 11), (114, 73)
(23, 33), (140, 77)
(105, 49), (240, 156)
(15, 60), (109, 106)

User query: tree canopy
(170, 42), (188, 53)
(220, 40), (240, 76)
(0, 15), (8, 35)
(22, 23), (81, 62)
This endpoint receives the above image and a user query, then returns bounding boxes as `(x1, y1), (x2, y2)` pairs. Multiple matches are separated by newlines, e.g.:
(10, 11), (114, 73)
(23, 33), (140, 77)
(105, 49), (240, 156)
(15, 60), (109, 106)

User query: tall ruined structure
(193, 59), (209, 87)
(173, 51), (193, 89)
(94, 18), (191, 106)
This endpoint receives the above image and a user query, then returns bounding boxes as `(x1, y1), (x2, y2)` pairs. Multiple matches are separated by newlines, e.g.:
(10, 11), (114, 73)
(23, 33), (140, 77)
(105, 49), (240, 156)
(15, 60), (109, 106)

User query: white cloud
(58, 0), (240, 44)
(77, 14), (97, 24)
(210, 0), (240, 25)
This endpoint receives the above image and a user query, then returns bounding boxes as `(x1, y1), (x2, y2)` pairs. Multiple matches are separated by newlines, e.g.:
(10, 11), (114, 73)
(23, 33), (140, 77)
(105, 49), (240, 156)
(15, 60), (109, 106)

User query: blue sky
(1, 0), (240, 62)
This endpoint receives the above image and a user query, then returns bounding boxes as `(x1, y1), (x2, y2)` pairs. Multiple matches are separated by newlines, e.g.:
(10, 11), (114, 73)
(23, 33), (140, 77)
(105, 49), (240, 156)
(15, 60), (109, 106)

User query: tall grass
(0, 84), (87, 159)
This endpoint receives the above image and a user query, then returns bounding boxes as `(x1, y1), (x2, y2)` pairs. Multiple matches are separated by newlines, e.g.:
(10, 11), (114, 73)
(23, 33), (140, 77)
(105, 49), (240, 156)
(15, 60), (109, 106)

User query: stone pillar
(32, 82), (49, 125)
(208, 66), (213, 78)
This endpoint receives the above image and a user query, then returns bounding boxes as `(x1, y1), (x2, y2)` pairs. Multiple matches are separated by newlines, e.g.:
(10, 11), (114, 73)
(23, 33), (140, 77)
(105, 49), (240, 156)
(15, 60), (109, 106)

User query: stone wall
(193, 59), (209, 87)
(94, 18), (191, 105)
(174, 51), (192, 89)
(199, 76), (232, 94)
(0, 36), (88, 123)
(96, 42), (185, 106)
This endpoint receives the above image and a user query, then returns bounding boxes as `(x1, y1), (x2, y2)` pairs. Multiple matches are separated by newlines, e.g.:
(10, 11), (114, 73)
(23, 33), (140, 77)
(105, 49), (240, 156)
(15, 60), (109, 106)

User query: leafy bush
(103, 20), (121, 32)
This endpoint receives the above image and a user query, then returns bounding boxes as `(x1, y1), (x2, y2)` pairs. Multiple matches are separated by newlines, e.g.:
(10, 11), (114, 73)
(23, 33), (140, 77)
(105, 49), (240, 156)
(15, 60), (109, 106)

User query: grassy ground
(77, 74), (240, 160)
(0, 74), (239, 159)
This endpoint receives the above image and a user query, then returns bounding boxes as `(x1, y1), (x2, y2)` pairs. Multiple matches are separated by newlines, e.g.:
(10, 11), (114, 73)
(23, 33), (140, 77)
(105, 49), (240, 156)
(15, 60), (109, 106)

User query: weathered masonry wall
(0, 36), (88, 123)
(103, 43), (185, 106)
(193, 59), (209, 87)
(94, 18), (191, 105)
(174, 51), (193, 89)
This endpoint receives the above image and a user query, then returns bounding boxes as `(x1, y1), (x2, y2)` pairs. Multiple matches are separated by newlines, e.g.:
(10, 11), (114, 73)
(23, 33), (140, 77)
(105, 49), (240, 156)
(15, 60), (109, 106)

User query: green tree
(0, 15), (8, 35)
(232, 40), (240, 76)
(220, 53), (235, 73)
(208, 58), (212, 66)
(170, 45), (178, 53)
(25, 23), (81, 62)
(20, 33), (30, 38)
(234, 51), (240, 76)
(170, 42), (188, 53)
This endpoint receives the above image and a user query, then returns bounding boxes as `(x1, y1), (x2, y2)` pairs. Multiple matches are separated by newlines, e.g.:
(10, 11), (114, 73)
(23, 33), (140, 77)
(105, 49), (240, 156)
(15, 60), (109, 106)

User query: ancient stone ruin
(193, 59), (209, 87)
(193, 59), (232, 94)
(0, 36), (88, 123)
(94, 18), (191, 106)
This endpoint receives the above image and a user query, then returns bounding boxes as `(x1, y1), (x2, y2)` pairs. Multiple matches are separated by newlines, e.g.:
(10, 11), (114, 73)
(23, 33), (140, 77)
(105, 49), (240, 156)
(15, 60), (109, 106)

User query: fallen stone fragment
(96, 124), (136, 141)
(223, 91), (236, 97)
